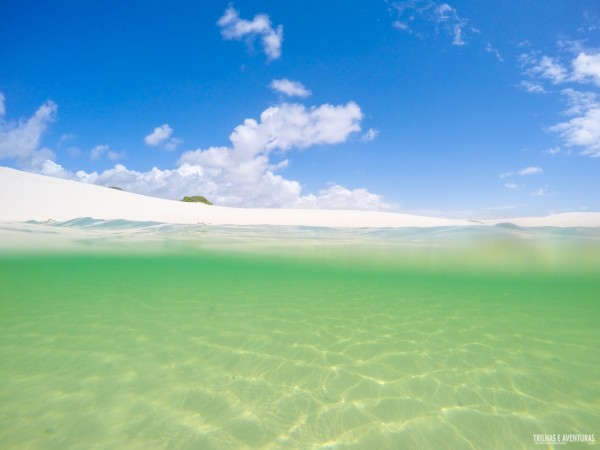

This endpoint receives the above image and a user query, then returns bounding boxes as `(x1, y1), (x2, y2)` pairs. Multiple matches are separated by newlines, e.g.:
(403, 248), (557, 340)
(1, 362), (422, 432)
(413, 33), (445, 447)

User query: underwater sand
(0, 222), (599, 449)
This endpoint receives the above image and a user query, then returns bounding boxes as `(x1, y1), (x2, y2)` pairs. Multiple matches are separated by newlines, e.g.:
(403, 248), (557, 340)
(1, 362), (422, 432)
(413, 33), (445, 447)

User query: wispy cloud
(217, 5), (283, 61)
(362, 128), (379, 142)
(550, 105), (600, 157)
(532, 186), (549, 197)
(90, 144), (122, 161)
(485, 43), (504, 62)
(0, 91), (58, 171)
(518, 80), (546, 94)
(500, 166), (543, 179)
(545, 146), (571, 156)
(390, 0), (477, 46)
(58, 133), (77, 146)
(526, 55), (569, 84)
(269, 79), (311, 98)
(518, 166), (543, 176)
(520, 44), (600, 157)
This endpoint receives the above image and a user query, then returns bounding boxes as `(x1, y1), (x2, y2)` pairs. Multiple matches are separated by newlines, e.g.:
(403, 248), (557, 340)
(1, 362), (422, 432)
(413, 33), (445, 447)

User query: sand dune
(1, 166), (599, 228)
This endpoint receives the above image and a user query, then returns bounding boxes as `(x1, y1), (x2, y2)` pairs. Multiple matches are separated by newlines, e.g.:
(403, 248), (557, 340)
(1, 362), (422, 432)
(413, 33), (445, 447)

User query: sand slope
(1, 166), (599, 227)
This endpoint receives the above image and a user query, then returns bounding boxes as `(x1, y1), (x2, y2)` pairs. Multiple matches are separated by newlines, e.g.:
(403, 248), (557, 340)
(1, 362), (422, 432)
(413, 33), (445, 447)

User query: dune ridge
(1, 167), (599, 228)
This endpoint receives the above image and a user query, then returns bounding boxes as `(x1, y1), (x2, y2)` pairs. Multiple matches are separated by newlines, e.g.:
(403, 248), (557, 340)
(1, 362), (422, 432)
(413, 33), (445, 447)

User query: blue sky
(0, 0), (599, 217)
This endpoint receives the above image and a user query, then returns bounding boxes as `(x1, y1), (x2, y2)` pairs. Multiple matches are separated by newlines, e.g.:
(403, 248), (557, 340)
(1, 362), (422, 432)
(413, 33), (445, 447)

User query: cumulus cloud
(69, 162), (390, 210)
(171, 101), (370, 208)
(18, 94), (385, 210)
(390, 0), (476, 46)
(144, 123), (182, 151)
(144, 124), (172, 146)
(294, 184), (389, 210)
(199, 101), (364, 158)
(217, 5), (283, 60)
(0, 92), (58, 170)
(572, 52), (600, 86)
(270, 79), (311, 98)
(0, 91), (386, 210)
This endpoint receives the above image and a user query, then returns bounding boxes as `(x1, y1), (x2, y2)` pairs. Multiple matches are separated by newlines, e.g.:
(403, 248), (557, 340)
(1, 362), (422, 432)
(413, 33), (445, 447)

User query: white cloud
(38, 159), (73, 179)
(545, 146), (561, 155)
(90, 144), (122, 161)
(550, 107), (600, 157)
(504, 182), (518, 189)
(58, 133), (76, 146)
(270, 79), (311, 98)
(392, 21), (411, 31)
(294, 184), (390, 210)
(67, 146), (81, 157)
(518, 80), (546, 94)
(532, 187), (548, 197)
(362, 128), (379, 141)
(144, 124), (173, 146)
(561, 88), (597, 115)
(217, 6), (283, 60)
(530, 55), (569, 84)
(218, 102), (363, 156)
(2, 91), (386, 210)
(62, 101), (384, 210)
(69, 162), (390, 211)
(548, 89), (600, 157)
(0, 93), (58, 170)
(173, 101), (365, 207)
(522, 50), (600, 87)
(391, 1), (475, 46)
(520, 47), (600, 158)
(164, 138), (182, 151)
(0, 92), (5, 117)
(499, 166), (543, 178)
(485, 43), (504, 62)
(144, 123), (181, 151)
(572, 51), (600, 86)
(90, 144), (109, 160)
(518, 166), (543, 176)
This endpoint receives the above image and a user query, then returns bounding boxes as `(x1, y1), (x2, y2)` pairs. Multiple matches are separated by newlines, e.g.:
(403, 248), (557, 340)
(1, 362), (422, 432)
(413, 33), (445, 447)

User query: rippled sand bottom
(1, 251), (599, 449)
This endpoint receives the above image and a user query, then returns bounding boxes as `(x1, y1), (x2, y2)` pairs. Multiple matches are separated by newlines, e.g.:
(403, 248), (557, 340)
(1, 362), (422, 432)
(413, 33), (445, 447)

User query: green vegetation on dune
(181, 195), (213, 205)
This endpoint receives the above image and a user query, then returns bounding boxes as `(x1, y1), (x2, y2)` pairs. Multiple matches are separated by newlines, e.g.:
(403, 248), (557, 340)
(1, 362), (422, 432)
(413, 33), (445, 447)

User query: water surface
(1, 222), (599, 449)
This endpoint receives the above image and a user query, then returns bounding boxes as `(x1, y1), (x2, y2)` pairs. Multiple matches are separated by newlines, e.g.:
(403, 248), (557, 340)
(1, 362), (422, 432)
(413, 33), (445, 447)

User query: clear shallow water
(0, 221), (599, 449)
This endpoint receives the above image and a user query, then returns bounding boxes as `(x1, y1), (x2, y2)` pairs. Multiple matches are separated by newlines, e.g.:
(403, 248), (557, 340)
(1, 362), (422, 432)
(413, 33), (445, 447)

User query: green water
(1, 230), (599, 449)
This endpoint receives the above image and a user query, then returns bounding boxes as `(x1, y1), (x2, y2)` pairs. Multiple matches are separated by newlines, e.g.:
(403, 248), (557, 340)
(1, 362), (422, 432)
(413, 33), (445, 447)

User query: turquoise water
(0, 221), (599, 449)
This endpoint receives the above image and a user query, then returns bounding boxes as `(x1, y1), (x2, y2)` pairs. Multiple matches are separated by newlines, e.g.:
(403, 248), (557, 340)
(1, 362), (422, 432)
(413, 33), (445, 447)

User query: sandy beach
(1, 167), (599, 228)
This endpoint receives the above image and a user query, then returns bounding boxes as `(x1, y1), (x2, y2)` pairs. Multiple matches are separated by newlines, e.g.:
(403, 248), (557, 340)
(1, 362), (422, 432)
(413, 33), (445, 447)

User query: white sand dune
(1, 166), (599, 228)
